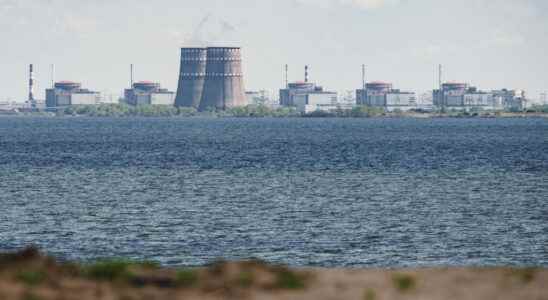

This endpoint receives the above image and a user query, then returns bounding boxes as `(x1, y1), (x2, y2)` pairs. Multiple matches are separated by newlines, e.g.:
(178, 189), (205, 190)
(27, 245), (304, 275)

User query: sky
(1, 0), (547, 102)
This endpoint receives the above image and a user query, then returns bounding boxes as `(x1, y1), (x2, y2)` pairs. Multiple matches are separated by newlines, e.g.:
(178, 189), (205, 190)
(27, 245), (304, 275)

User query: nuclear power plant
(175, 47), (247, 111)
(9, 53), (533, 113)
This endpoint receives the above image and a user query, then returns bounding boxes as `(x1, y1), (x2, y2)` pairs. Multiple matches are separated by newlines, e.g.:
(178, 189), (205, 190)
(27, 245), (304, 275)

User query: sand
(0, 247), (546, 300)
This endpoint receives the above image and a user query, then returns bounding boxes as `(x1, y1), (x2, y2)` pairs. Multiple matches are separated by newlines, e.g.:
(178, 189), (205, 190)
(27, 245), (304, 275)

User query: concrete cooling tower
(175, 47), (246, 111)
(175, 48), (207, 108)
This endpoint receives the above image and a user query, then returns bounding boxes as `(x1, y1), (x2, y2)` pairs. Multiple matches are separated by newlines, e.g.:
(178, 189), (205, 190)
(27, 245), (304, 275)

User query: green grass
(83, 259), (160, 281)
(136, 260), (160, 269)
(363, 288), (376, 300)
(238, 271), (255, 287)
(392, 273), (416, 292)
(85, 259), (134, 281)
(275, 268), (306, 290)
(175, 269), (198, 287)
(16, 270), (46, 286)
(21, 291), (42, 300)
(510, 268), (537, 283)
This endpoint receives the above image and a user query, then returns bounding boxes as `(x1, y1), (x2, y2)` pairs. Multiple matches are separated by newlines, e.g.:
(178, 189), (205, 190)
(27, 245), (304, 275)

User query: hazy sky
(1, 0), (547, 101)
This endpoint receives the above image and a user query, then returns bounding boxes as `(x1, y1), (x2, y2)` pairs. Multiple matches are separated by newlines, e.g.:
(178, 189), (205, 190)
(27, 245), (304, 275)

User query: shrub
(176, 269), (198, 287)
(364, 288), (376, 300)
(275, 268), (306, 289)
(85, 259), (134, 281)
(16, 270), (46, 286)
(509, 267), (537, 283)
(237, 271), (255, 287)
(392, 273), (416, 292)
(304, 110), (334, 118)
(350, 105), (384, 118)
(137, 260), (160, 269)
(21, 291), (41, 300)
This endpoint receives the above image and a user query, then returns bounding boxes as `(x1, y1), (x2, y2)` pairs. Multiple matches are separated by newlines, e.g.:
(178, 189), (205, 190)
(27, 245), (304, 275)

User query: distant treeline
(55, 104), (390, 118)
(57, 104), (298, 118)
(526, 104), (548, 113)
(17, 103), (547, 118)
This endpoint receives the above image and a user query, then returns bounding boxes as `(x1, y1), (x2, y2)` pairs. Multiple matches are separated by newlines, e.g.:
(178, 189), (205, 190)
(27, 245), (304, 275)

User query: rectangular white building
(385, 92), (417, 112)
(293, 92), (338, 113)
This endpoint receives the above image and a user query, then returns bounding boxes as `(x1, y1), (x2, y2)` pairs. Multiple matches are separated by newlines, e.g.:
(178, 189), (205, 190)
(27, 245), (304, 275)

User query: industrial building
(124, 81), (175, 106)
(45, 81), (100, 108)
(493, 89), (527, 111)
(175, 47), (247, 111)
(279, 66), (339, 113)
(356, 82), (417, 112)
(433, 83), (526, 111)
(293, 92), (339, 113)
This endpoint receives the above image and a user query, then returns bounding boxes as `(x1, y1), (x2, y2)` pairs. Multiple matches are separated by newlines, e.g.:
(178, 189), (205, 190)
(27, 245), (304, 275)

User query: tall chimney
(28, 64), (35, 104)
(438, 64), (442, 91)
(285, 64), (288, 88)
(362, 64), (366, 90)
(50, 64), (55, 88)
(438, 64), (444, 111)
(130, 64), (134, 88)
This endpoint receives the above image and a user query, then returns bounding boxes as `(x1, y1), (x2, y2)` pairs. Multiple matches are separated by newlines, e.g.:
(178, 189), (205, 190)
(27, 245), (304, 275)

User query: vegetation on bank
(526, 104), (548, 113)
(2, 103), (548, 118)
(0, 247), (546, 300)
(0, 247), (309, 298)
(55, 104), (301, 118)
(392, 273), (417, 292)
(55, 104), (390, 118)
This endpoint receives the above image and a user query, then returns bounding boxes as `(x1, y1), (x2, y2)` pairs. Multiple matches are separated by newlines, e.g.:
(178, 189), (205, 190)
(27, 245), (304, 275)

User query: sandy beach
(1, 248), (546, 300)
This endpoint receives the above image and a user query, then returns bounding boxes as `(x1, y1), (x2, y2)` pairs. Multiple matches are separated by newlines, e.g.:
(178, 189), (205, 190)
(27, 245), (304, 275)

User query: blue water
(0, 117), (547, 267)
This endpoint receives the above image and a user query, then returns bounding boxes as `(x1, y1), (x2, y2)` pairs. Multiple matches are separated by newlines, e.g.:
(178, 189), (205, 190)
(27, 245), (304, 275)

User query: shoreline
(1, 248), (546, 300)
(1, 112), (548, 119)
(1, 103), (548, 119)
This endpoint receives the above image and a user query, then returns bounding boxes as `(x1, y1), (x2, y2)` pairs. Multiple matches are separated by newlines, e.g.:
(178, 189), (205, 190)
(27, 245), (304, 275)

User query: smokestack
(438, 64), (444, 111)
(50, 64), (55, 88)
(28, 64), (35, 103)
(130, 64), (134, 88)
(304, 65), (309, 83)
(362, 64), (366, 90)
(438, 64), (442, 90)
(285, 64), (288, 88)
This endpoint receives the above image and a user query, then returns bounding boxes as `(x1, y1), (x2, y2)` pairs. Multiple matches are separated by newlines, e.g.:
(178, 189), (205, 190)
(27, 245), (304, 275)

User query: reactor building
(124, 81), (175, 106)
(279, 66), (339, 113)
(46, 81), (100, 108)
(433, 83), (526, 111)
(356, 81), (417, 111)
(175, 47), (247, 111)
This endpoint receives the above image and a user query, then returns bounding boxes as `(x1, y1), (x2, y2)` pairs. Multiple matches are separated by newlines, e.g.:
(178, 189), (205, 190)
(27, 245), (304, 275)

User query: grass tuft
(392, 273), (416, 292)
(238, 271), (255, 287)
(510, 268), (537, 283)
(136, 261), (160, 269)
(16, 270), (46, 286)
(21, 291), (42, 300)
(363, 288), (376, 300)
(175, 269), (198, 287)
(275, 268), (306, 290)
(85, 259), (134, 281)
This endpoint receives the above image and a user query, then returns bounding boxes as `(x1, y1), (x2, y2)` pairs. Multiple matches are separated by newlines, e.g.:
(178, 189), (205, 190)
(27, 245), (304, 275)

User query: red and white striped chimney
(28, 64), (35, 102)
